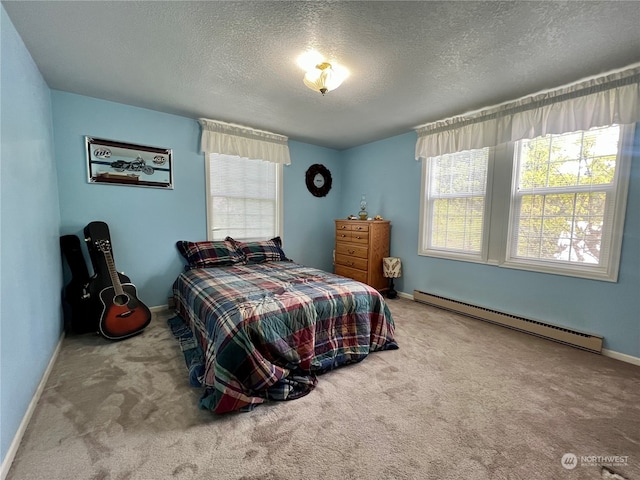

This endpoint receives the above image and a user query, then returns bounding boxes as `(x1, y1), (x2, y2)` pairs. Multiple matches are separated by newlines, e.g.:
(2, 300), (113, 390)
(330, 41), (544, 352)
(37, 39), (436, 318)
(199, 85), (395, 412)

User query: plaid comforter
(172, 262), (398, 413)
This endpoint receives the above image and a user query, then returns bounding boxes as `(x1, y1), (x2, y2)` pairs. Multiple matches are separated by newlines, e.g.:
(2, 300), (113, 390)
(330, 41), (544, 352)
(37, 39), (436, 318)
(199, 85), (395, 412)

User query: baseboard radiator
(413, 290), (603, 353)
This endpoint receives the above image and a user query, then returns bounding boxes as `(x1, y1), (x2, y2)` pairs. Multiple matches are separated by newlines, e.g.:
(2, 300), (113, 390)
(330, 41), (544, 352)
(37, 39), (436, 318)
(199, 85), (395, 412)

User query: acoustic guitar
(93, 239), (151, 340)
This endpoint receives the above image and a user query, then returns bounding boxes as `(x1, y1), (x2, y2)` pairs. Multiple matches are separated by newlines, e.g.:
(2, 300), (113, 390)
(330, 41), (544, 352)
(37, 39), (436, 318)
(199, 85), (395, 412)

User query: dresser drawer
(335, 231), (353, 242)
(349, 231), (369, 244)
(351, 223), (369, 232)
(335, 243), (368, 259)
(335, 265), (368, 284)
(335, 221), (369, 232)
(335, 230), (369, 244)
(335, 254), (368, 271)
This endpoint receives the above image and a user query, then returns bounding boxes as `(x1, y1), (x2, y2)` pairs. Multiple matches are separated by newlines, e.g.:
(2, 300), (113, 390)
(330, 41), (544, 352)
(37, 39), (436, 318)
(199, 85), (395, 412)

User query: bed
(170, 237), (398, 413)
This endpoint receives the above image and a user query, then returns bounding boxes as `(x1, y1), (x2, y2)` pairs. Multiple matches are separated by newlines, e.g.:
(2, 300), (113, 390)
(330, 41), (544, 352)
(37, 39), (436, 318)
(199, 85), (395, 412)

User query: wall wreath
(305, 164), (332, 197)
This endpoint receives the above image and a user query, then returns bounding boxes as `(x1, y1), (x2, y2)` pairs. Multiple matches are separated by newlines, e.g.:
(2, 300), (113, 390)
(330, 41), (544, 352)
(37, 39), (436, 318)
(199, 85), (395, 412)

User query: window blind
(207, 154), (279, 241)
(425, 148), (489, 256)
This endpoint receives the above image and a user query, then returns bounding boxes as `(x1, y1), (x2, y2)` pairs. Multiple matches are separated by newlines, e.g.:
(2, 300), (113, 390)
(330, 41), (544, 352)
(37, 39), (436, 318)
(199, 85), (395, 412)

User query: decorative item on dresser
(334, 219), (390, 291)
(358, 194), (368, 220)
(382, 257), (402, 299)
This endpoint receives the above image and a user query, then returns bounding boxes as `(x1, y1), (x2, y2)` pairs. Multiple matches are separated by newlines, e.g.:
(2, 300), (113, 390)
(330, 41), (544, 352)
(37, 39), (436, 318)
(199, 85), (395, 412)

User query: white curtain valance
(199, 118), (291, 165)
(415, 64), (640, 160)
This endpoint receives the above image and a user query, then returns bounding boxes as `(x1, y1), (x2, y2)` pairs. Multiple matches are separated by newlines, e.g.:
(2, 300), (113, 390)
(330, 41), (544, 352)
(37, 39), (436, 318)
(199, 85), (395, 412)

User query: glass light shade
(303, 63), (348, 94)
(383, 257), (402, 278)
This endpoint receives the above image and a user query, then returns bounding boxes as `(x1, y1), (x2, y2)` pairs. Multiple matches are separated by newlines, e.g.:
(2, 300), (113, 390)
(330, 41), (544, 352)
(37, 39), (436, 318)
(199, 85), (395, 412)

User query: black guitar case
(83, 221), (131, 296)
(60, 234), (96, 334)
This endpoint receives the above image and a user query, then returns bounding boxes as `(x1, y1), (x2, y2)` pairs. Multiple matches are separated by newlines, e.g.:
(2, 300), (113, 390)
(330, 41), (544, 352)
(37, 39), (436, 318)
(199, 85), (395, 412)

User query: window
(206, 153), (283, 241)
(419, 124), (633, 281)
(420, 148), (490, 261)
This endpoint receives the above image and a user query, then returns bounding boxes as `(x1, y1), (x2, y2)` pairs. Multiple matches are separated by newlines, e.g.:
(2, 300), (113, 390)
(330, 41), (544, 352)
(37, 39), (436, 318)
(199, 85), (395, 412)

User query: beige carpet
(6, 298), (639, 480)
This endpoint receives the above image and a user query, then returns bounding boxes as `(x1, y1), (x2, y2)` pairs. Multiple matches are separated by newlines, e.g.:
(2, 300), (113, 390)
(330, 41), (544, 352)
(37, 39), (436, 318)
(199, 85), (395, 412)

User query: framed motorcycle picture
(85, 136), (173, 189)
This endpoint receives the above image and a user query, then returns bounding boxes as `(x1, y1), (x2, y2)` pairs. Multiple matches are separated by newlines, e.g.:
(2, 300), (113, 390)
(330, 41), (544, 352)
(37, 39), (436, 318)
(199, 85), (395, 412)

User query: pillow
(176, 240), (245, 269)
(225, 236), (288, 264)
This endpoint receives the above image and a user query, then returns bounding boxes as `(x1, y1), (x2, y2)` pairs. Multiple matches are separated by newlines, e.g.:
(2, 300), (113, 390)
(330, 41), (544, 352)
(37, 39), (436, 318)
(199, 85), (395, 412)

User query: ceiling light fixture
(297, 50), (349, 96)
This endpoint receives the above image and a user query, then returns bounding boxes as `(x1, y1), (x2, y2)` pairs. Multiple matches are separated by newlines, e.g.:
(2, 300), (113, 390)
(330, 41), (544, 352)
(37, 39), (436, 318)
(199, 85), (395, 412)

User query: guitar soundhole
(113, 294), (129, 306)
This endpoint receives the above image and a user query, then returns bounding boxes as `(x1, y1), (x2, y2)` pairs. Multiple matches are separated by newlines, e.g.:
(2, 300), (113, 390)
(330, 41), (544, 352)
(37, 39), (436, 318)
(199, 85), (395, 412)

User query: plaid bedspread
(172, 262), (398, 413)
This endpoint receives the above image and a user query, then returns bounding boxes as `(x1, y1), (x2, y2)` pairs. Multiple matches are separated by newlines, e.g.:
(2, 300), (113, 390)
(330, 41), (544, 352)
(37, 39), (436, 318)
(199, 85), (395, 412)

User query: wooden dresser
(334, 219), (390, 291)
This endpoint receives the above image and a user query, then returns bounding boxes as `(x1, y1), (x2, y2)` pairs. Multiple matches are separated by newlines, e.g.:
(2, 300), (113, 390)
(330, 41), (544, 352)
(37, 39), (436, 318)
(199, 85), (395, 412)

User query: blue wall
(1, 6), (63, 463)
(285, 140), (342, 271)
(51, 91), (343, 307)
(340, 130), (640, 358)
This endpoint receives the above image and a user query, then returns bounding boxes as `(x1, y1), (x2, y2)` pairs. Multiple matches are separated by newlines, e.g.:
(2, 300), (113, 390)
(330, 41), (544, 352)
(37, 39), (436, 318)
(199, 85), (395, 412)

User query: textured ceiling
(3, 1), (640, 150)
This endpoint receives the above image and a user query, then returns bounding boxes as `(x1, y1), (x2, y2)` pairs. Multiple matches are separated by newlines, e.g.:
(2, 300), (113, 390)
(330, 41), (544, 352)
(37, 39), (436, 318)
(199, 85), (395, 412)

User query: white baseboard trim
(1, 332), (65, 480)
(602, 348), (640, 367)
(149, 304), (170, 314)
(380, 290), (412, 301)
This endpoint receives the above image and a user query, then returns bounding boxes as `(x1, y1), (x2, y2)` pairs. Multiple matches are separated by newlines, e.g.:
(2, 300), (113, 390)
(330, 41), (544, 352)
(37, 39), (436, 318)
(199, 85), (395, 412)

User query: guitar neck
(103, 250), (125, 296)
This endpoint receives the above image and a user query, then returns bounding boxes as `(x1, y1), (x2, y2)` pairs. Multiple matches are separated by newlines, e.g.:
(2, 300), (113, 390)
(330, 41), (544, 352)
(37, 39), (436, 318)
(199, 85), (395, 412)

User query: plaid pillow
(176, 240), (245, 269)
(225, 236), (288, 264)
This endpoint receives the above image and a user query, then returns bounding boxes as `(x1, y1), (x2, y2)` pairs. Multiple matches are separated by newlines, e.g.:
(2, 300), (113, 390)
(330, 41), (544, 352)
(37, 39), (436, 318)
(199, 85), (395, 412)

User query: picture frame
(86, 137), (173, 189)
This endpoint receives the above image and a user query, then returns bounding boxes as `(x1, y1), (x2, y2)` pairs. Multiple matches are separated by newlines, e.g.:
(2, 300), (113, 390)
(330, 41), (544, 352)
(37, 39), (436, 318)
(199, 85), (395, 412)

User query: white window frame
(502, 124), (633, 281)
(205, 153), (284, 242)
(419, 124), (634, 282)
(418, 148), (494, 264)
